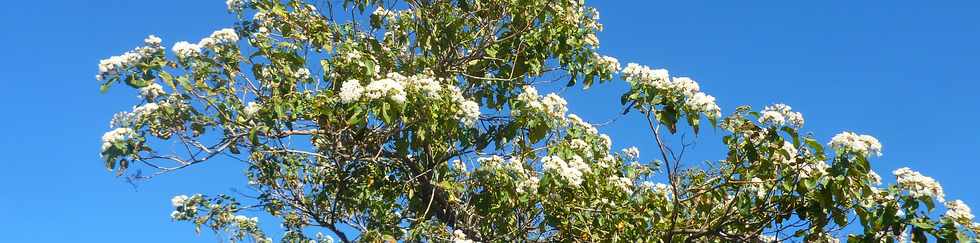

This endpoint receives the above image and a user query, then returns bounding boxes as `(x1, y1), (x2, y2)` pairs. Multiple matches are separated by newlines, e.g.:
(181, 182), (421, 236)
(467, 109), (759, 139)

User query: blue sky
(1, 1), (978, 242)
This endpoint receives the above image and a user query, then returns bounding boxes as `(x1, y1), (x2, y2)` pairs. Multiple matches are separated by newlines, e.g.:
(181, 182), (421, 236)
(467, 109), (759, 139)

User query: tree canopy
(96, 0), (978, 242)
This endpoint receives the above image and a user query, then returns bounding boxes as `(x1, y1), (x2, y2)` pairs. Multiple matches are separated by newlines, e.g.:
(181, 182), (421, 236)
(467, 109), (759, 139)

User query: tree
(95, 0), (977, 242)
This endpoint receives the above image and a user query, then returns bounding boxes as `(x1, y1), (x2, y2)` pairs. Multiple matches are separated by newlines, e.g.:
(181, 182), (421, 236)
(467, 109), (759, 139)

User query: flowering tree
(96, 0), (977, 242)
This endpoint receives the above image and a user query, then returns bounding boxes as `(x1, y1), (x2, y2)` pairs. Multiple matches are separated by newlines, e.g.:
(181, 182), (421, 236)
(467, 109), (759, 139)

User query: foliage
(96, 0), (978, 242)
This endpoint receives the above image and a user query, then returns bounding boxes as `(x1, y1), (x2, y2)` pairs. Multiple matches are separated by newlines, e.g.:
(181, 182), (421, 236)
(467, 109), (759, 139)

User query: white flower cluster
(338, 73), (481, 126)
(799, 160), (830, 179)
(893, 167), (945, 202)
(233, 215), (260, 228)
(869, 170), (882, 185)
(607, 175), (633, 194)
(746, 177), (769, 198)
(759, 103), (804, 128)
(567, 114), (599, 135)
(686, 92), (722, 119)
(451, 229), (475, 243)
(226, 0), (246, 12)
(594, 53), (621, 74)
(171, 28), (240, 59)
(542, 155), (591, 187)
(477, 155), (505, 168)
(294, 68), (311, 80)
(171, 194), (189, 207)
(97, 35), (164, 80)
(944, 200), (975, 225)
(569, 138), (589, 151)
(451, 159), (467, 172)
(138, 83), (166, 100)
(372, 6), (398, 22)
(101, 127), (134, 153)
(339, 79), (364, 103)
(132, 103), (161, 118)
(169, 194), (200, 220)
(109, 100), (170, 129)
(514, 86), (569, 119)
(243, 102), (261, 116)
(829, 132), (883, 157)
(515, 172), (540, 194)
(542, 94), (569, 118)
(448, 86), (481, 127)
(622, 146), (640, 160)
(364, 74), (408, 103)
(622, 63), (669, 89)
(758, 235), (777, 243)
(774, 141), (798, 164)
(200, 28), (239, 47)
(493, 157), (540, 194)
(621, 63), (721, 118)
(172, 41), (202, 59)
(640, 182), (671, 199)
(314, 233), (336, 243)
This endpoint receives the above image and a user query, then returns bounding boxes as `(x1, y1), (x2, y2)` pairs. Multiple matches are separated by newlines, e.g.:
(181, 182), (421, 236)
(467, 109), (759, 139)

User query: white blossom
(407, 75), (442, 97)
(759, 103), (804, 128)
(101, 127), (135, 153)
(829, 132), (883, 157)
(144, 35), (162, 46)
(314, 233), (335, 243)
(451, 229), (475, 243)
(599, 134), (612, 150)
(594, 53), (621, 74)
(171, 195), (189, 207)
(774, 141), (797, 164)
(641, 182), (671, 199)
(686, 92), (722, 119)
(457, 100), (480, 127)
(893, 167), (945, 202)
(172, 41), (202, 59)
(800, 160), (830, 179)
(542, 155), (590, 187)
(944, 200), (975, 224)
(243, 102), (261, 116)
(670, 77), (700, 96)
(294, 68), (311, 80)
(199, 28), (239, 48)
(607, 176), (633, 194)
(445, 84), (480, 127)
(521, 176), (540, 194)
(339, 79), (364, 103)
(622, 146), (640, 160)
(869, 170), (882, 185)
(139, 83), (166, 100)
(226, 0), (246, 12)
(364, 77), (407, 103)
(758, 235), (776, 242)
(132, 103), (161, 119)
(622, 63), (721, 119)
(96, 35), (164, 80)
(451, 159), (467, 172)
(513, 86), (542, 116)
(747, 177), (767, 198)
(621, 63), (669, 89)
(109, 111), (135, 128)
(372, 6), (398, 22)
(567, 114), (598, 134)
(541, 93), (568, 118)
(477, 155), (504, 168)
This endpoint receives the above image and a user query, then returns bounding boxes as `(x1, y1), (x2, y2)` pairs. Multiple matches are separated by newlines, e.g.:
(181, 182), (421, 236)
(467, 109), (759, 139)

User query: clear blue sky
(1, 1), (978, 242)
